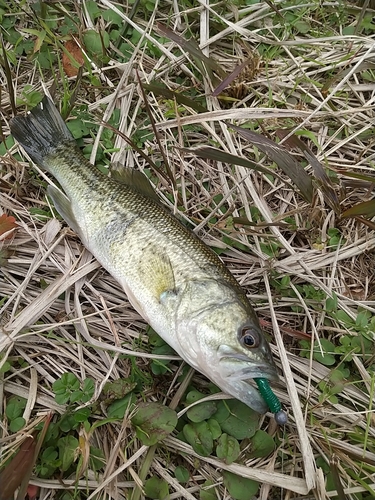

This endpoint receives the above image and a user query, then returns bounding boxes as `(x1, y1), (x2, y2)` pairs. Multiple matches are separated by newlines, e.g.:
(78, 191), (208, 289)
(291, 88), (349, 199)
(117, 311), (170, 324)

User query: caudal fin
(10, 96), (74, 167)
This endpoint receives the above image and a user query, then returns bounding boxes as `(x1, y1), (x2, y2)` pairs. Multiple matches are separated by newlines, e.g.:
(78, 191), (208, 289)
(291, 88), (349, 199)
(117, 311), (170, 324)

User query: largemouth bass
(10, 96), (286, 423)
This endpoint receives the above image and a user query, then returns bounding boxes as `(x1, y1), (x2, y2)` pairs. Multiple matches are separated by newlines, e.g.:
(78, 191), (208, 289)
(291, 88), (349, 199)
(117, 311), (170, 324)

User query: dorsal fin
(110, 164), (160, 202)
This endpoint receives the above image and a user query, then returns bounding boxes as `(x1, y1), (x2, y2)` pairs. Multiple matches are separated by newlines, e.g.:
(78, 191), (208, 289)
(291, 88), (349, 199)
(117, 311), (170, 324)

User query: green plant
(6, 396), (27, 432)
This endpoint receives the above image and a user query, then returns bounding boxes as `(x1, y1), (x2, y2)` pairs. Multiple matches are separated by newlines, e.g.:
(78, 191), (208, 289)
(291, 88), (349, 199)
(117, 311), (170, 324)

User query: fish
(10, 96), (287, 424)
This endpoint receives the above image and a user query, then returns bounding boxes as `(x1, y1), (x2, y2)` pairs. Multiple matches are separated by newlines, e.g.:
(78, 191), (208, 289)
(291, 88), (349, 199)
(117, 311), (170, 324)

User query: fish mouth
(217, 349), (279, 413)
(218, 348), (279, 382)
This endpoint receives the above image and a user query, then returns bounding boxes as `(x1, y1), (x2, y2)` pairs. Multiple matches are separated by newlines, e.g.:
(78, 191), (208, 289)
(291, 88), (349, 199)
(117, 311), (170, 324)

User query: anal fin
(47, 185), (80, 235)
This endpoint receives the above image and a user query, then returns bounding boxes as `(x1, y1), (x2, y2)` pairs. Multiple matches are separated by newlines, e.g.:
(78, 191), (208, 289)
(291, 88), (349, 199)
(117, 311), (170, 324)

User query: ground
(0, 1), (375, 499)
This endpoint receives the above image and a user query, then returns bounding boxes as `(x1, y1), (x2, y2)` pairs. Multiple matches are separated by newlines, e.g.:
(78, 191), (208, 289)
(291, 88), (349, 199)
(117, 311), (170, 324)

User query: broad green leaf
(59, 414), (79, 433)
(10, 417), (26, 433)
(144, 477), (169, 499)
(187, 400), (217, 423)
(183, 421), (213, 456)
(212, 400), (230, 423)
(57, 435), (78, 472)
(102, 378), (137, 401)
(83, 30), (110, 55)
(185, 390), (206, 405)
(249, 430), (275, 458)
(84, 0), (102, 19)
(219, 400), (259, 440)
(174, 466), (190, 483)
(216, 433), (240, 464)
(73, 407), (91, 423)
(335, 310), (354, 326)
(89, 446), (106, 471)
(356, 310), (371, 329)
(81, 378), (95, 402)
(102, 6), (123, 26)
(207, 418), (222, 439)
(131, 402), (178, 446)
(325, 292), (338, 312)
(107, 393), (137, 419)
(313, 339), (336, 366)
(200, 480), (217, 500)
(222, 471), (259, 500)
(52, 373), (80, 398)
(67, 118), (91, 140)
(5, 397), (27, 420)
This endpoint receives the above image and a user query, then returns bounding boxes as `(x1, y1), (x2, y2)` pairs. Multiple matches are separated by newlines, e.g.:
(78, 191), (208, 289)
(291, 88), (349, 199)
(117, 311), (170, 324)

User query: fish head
(176, 291), (278, 414)
(215, 316), (279, 413)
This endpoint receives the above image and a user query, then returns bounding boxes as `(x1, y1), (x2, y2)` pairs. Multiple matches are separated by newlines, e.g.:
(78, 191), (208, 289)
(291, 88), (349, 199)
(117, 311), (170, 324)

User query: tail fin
(10, 96), (74, 167)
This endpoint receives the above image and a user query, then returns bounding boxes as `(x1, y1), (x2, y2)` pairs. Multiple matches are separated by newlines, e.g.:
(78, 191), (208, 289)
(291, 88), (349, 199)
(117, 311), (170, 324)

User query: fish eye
(239, 328), (260, 349)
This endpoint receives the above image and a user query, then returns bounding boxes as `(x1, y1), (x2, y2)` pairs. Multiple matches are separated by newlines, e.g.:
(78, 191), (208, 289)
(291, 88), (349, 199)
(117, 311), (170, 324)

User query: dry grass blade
(184, 145), (284, 178)
(157, 22), (226, 80)
(0, 34), (16, 116)
(143, 83), (207, 113)
(277, 129), (341, 214)
(2, 1), (375, 499)
(303, 150), (341, 214)
(136, 72), (177, 191)
(230, 124), (314, 202)
(212, 58), (255, 97)
(164, 436), (310, 495)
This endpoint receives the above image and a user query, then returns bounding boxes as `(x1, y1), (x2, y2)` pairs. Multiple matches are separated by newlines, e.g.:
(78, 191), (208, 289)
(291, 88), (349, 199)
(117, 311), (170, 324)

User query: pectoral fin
(47, 185), (80, 235)
(139, 246), (177, 302)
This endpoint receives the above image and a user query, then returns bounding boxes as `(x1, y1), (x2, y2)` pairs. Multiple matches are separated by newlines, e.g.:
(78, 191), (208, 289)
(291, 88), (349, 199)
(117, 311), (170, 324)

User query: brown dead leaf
(0, 436), (36, 500)
(62, 39), (85, 77)
(26, 484), (39, 500)
(276, 129), (340, 214)
(230, 124), (314, 202)
(342, 199), (375, 219)
(0, 213), (18, 239)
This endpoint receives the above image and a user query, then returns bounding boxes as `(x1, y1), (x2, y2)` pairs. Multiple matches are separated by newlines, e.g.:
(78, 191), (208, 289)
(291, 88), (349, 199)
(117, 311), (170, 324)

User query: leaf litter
(1, 1), (375, 499)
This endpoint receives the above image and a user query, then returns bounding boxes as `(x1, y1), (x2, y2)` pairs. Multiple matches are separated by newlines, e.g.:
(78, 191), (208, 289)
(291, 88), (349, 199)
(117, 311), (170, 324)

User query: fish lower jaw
(219, 379), (269, 414)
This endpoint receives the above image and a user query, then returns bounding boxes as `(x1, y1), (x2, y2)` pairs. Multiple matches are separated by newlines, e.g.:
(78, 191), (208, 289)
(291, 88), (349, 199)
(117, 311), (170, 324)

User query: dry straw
(1, 0), (375, 499)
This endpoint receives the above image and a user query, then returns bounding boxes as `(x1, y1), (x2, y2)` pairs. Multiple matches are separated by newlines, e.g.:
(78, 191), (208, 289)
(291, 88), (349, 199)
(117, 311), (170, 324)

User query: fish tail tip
(10, 95), (73, 167)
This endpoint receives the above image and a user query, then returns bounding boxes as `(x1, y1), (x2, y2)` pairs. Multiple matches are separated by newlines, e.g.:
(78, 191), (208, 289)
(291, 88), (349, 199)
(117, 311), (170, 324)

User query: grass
(1, 0), (375, 499)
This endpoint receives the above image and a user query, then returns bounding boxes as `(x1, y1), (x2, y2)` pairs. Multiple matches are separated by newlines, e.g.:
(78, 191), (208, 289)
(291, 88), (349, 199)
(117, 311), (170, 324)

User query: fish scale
(10, 95), (287, 423)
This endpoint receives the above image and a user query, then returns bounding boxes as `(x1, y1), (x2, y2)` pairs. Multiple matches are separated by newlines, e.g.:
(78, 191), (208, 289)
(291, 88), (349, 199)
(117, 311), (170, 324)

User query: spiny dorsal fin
(110, 164), (160, 202)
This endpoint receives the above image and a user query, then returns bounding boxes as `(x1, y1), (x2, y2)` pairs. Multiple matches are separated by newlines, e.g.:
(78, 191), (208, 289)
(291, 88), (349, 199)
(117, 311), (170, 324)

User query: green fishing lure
(255, 378), (288, 425)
